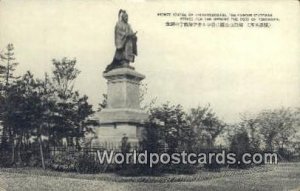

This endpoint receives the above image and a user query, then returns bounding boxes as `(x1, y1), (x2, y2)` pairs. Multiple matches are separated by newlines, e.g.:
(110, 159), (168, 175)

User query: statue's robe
(113, 21), (137, 64)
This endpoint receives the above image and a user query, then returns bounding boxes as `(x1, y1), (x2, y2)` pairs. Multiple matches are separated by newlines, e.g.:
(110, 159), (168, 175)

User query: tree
(97, 94), (107, 112)
(71, 92), (99, 148)
(50, 58), (80, 146)
(52, 57), (80, 97)
(0, 80), (24, 164)
(229, 129), (251, 168)
(0, 43), (19, 87)
(239, 113), (262, 151)
(186, 105), (226, 149)
(149, 103), (191, 152)
(0, 43), (20, 164)
(257, 108), (297, 152)
(0, 53), (98, 167)
(27, 73), (56, 169)
(50, 58), (97, 147)
(0, 71), (55, 167)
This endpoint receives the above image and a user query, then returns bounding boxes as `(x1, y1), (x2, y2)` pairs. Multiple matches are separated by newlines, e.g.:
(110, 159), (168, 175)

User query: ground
(0, 163), (299, 191)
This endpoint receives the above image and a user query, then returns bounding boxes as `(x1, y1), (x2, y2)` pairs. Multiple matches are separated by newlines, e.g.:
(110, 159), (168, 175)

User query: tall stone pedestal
(93, 68), (148, 149)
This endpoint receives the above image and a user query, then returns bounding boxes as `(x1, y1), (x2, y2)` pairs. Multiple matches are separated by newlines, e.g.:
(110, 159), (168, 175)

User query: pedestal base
(98, 108), (148, 124)
(92, 123), (145, 150)
(92, 67), (148, 149)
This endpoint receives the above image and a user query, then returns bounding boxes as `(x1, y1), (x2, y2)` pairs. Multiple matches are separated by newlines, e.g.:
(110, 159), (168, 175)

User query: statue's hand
(127, 32), (137, 39)
(129, 32), (137, 37)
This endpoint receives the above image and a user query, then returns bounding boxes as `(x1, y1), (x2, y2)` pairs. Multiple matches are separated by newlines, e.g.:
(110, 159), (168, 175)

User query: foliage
(0, 43), (20, 164)
(226, 108), (299, 155)
(229, 130), (252, 168)
(257, 108), (297, 152)
(239, 113), (262, 152)
(0, 46), (97, 167)
(50, 58), (98, 147)
(52, 57), (80, 96)
(97, 94), (107, 112)
(277, 147), (294, 161)
(186, 105), (226, 151)
(0, 43), (19, 86)
(47, 152), (102, 174)
(148, 103), (190, 152)
(75, 154), (102, 174)
(47, 152), (79, 172)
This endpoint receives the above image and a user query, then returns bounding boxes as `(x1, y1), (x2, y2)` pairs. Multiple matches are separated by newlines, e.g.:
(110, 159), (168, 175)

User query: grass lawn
(0, 163), (299, 191)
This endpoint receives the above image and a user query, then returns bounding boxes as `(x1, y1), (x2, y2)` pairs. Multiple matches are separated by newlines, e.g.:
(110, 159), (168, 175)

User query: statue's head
(122, 12), (128, 23)
(118, 9), (128, 23)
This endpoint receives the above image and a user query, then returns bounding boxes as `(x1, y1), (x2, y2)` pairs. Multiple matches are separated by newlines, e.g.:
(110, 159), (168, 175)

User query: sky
(0, 0), (299, 123)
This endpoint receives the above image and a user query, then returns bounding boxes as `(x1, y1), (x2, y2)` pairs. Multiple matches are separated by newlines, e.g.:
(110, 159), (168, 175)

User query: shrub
(76, 154), (102, 174)
(26, 154), (42, 167)
(47, 152), (105, 174)
(47, 152), (79, 172)
(229, 130), (252, 168)
(277, 148), (293, 161)
(201, 149), (224, 171)
(0, 150), (13, 167)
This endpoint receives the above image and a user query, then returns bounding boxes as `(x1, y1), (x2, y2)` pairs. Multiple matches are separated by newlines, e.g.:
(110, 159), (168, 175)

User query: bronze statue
(105, 10), (137, 72)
